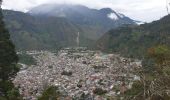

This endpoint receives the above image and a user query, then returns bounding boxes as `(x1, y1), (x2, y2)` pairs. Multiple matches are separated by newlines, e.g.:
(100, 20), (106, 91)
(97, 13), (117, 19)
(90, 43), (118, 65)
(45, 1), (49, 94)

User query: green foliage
(7, 88), (22, 100)
(3, 10), (97, 50)
(125, 81), (143, 96)
(125, 45), (170, 100)
(38, 86), (61, 100)
(61, 71), (72, 76)
(147, 45), (170, 75)
(0, 5), (21, 99)
(0, 15), (19, 79)
(142, 58), (155, 74)
(148, 45), (170, 65)
(0, 7), (19, 78)
(18, 53), (36, 65)
(93, 88), (107, 95)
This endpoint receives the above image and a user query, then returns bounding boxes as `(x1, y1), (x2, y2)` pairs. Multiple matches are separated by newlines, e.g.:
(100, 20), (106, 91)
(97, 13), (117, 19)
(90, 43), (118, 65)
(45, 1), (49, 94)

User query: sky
(2, 0), (169, 22)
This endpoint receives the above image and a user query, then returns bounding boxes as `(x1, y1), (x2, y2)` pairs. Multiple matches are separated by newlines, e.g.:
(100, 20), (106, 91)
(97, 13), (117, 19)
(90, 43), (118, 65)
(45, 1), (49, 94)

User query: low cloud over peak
(2, 0), (168, 22)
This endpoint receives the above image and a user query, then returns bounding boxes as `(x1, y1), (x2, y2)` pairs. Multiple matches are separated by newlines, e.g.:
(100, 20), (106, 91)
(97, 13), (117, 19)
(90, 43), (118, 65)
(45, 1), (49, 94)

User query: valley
(14, 47), (141, 100)
(1, 2), (170, 100)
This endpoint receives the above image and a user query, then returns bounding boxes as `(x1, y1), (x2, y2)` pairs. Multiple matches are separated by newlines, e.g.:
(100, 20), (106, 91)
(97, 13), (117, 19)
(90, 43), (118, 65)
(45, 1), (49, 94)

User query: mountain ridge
(97, 14), (170, 58)
(3, 4), (137, 50)
(3, 10), (92, 50)
(29, 4), (136, 26)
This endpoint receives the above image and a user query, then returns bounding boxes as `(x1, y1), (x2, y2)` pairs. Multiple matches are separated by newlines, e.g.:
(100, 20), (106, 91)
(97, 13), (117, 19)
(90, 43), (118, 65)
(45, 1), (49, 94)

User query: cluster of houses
(14, 47), (141, 100)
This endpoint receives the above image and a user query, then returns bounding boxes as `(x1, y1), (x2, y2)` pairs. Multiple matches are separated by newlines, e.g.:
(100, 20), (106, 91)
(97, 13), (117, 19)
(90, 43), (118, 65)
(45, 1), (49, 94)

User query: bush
(93, 88), (107, 95)
(61, 71), (72, 76)
(125, 81), (143, 96)
(38, 86), (61, 100)
(18, 53), (36, 65)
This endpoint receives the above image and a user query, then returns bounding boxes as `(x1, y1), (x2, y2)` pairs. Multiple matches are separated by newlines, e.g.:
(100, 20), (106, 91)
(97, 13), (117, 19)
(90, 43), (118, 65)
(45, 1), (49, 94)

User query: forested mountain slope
(3, 10), (93, 50)
(97, 15), (170, 58)
(2, 4), (136, 50)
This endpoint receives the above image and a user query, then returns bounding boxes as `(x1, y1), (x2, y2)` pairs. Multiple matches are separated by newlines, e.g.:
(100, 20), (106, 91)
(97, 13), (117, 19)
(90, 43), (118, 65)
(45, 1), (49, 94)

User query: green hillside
(3, 10), (94, 50)
(97, 15), (170, 59)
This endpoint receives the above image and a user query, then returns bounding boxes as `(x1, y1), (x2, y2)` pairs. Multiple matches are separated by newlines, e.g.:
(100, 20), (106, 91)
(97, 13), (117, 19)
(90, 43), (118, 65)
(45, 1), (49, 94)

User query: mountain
(97, 15), (170, 59)
(3, 4), (136, 50)
(3, 10), (93, 50)
(29, 4), (135, 25)
(29, 4), (136, 38)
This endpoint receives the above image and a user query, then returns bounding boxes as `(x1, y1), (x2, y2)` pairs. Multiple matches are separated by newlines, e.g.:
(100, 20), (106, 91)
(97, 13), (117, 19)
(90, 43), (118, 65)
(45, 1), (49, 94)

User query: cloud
(2, 0), (168, 22)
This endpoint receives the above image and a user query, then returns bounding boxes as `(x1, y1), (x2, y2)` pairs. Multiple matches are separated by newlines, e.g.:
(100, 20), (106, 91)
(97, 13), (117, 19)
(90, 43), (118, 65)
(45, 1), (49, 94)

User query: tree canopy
(0, 0), (21, 99)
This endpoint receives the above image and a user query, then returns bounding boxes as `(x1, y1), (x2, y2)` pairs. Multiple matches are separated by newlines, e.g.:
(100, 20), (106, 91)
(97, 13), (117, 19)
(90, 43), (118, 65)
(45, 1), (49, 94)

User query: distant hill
(3, 4), (136, 50)
(3, 10), (93, 50)
(97, 15), (170, 59)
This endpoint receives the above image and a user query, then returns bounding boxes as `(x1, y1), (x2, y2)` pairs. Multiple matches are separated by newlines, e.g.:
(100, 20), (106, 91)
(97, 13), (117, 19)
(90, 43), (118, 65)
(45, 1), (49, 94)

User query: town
(13, 47), (141, 100)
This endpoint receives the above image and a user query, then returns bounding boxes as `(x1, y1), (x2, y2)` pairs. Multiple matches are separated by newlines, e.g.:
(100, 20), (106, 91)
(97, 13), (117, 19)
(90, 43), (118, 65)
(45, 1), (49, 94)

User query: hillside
(3, 10), (93, 50)
(29, 4), (136, 37)
(97, 15), (170, 59)
(2, 4), (136, 51)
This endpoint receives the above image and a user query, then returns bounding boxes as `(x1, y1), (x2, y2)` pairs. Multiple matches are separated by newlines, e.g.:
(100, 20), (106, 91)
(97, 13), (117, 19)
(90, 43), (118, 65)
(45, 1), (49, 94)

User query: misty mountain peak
(28, 4), (136, 26)
(29, 4), (88, 15)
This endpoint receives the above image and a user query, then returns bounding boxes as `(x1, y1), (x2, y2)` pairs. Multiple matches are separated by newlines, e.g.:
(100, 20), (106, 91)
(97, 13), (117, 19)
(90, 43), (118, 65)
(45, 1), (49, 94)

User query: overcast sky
(2, 0), (169, 22)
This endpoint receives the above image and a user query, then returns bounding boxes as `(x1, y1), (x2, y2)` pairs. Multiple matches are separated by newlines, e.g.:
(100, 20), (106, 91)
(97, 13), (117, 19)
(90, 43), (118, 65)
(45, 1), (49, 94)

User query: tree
(38, 86), (61, 100)
(0, 0), (21, 99)
(147, 45), (170, 75)
(146, 45), (170, 99)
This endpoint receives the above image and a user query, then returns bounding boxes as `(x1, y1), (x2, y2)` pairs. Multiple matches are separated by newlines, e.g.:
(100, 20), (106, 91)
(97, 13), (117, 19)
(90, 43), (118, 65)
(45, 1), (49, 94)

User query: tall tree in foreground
(0, 0), (21, 99)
